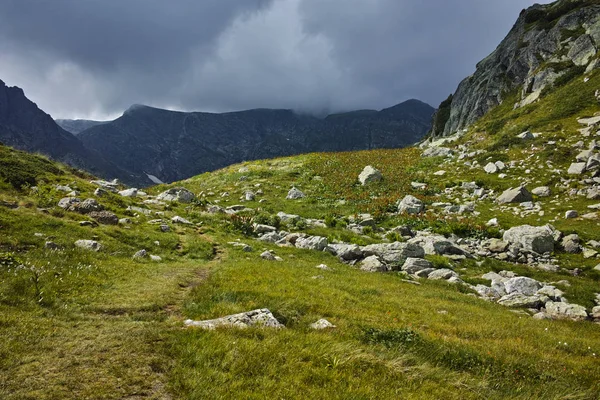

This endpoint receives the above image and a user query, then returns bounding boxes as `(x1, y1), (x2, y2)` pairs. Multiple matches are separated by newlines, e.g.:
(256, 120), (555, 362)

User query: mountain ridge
(77, 99), (434, 184)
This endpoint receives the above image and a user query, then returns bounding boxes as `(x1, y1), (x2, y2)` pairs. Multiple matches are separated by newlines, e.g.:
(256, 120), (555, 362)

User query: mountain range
(1, 77), (434, 186)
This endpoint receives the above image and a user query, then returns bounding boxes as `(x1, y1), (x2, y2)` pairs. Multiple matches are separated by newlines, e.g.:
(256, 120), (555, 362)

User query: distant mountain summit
(77, 100), (434, 183)
(56, 119), (107, 135)
(0, 79), (148, 185)
(430, 0), (600, 137)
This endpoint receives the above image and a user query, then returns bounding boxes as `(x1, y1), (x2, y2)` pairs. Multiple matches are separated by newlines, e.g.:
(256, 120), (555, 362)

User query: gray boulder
(397, 195), (424, 214)
(497, 187), (532, 204)
(358, 165), (383, 185)
(328, 243), (363, 261)
(295, 236), (328, 251)
(497, 293), (546, 308)
(422, 147), (453, 158)
(504, 277), (543, 296)
(286, 187), (305, 200)
(561, 234), (581, 254)
(89, 210), (119, 225)
(119, 188), (138, 197)
(360, 255), (387, 272)
(171, 216), (193, 225)
(532, 186), (551, 197)
(544, 301), (588, 321)
(157, 187), (195, 203)
(184, 309), (284, 329)
(427, 268), (459, 280)
(568, 162), (587, 175)
(74, 240), (102, 252)
(401, 258), (434, 274)
(503, 225), (554, 254)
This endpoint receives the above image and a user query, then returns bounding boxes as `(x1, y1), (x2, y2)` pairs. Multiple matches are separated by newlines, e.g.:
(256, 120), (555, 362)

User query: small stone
(565, 210), (579, 219)
(133, 249), (148, 259)
(74, 240), (102, 252)
(310, 319), (336, 330)
(286, 187), (305, 200)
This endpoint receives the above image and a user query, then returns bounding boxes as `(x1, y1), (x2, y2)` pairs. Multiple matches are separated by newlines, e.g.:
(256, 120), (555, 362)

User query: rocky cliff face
(0, 79), (147, 185)
(78, 100), (434, 184)
(431, 0), (600, 137)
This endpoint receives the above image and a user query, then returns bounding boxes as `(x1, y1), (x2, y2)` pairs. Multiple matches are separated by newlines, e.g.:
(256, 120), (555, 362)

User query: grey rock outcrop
(497, 187), (533, 204)
(397, 195), (424, 214)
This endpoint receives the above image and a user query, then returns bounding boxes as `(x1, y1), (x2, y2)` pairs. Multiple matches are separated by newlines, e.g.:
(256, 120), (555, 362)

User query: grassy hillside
(1, 69), (600, 399)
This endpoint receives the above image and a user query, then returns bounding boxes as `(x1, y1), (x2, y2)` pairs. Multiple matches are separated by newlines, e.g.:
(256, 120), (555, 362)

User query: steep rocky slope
(0, 79), (148, 186)
(431, 0), (600, 137)
(77, 100), (434, 184)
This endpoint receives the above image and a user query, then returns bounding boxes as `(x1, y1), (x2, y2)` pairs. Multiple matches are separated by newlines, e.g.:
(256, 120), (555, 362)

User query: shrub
(362, 327), (421, 348)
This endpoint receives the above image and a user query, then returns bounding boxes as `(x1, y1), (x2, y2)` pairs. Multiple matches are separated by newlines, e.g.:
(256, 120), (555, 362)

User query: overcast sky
(0, 0), (552, 120)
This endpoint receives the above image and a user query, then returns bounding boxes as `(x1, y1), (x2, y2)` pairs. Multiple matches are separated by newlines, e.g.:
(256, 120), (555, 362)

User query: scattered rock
(157, 187), (195, 203)
(89, 210), (119, 225)
(133, 249), (148, 259)
(544, 301), (588, 321)
(296, 236), (328, 251)
(503, 225), (554, 254)
(119, 188), (138, 197)
(358, 165), (383, 185)
(567, 162), (587, 175)
(397, 195), (424, 214)
(171, 216), (193, 225)
(310, 319), (336, 330)
(74, 240), (102, 252)
(497, 187), (533, 204)
(532, 186), (551, 197)
(565, 210), (579, 219)
(184, 309), (284, 329)
(360, 255), (387, 272)
(286, 187), (305, 200)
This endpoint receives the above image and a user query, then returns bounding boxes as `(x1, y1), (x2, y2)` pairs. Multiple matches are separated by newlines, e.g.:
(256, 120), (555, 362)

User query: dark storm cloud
(0, 0), (551, 119)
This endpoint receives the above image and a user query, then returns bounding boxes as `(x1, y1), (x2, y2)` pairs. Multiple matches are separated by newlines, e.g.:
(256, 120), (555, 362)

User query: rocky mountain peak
(431, 0), (600, 137)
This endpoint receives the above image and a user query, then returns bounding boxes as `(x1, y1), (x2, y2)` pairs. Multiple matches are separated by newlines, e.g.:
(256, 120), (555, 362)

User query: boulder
(260, 251), (277, 261)
(277, 212), (302, 224)
(484, 162), (498, 174)
(295, 236), (328, 251)
(171, 216), (193, 225)
(401, 258), (434, 274)
(497, 187), (532, 204)
(497, 293), (545, 308)
(74, 240), (102, 252)
(561, 234), (581, 254)
(253, 224), (277, 234)
(119, 188), (138, 197)
(358, 165), (383, 185)
(258, 232), (285, 243)
(568, 162), (587, 175)
(184, 309), (284, 329)
(504, 277), (543, 296)
(565, 210), (579, 219)
(517, 131), (534, 140)
(157, 187), (195, 203)
(286, 187), (305, 200)
(488, 239), (509, 253)
(328, 243), (363, 261)
(397, 195), (424, 214)
(58, 197), (81, 209)
(89, 211), (119, 225)
(503, 225), (554, 254)
(362, 242), (425, 263)
(360, 255), (387, 272)
(422, 147), (453, 158)
(133, 249), (148, 259)
(544, 301), (588, 321)
(408, 235), (471, 257)
(427, 268), (459, 280)
(532, 186), (551, 197)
